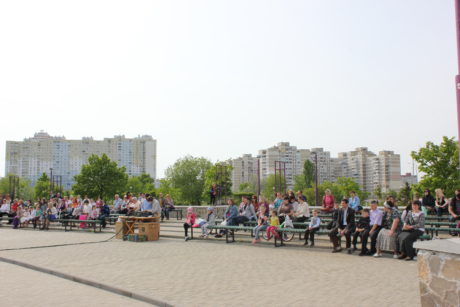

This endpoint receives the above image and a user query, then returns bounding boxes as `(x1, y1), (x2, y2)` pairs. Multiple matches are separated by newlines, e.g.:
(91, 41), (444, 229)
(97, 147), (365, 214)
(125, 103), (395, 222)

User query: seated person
(329, 199), (355, 253)
(294, 197), (310, 223)
(304, 209), (321, 247)
(352, 208), (370, 255)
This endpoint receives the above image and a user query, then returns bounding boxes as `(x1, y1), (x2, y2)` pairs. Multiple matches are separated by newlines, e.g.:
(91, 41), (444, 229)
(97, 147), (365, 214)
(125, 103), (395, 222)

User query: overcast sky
(0, 0), (457, 178)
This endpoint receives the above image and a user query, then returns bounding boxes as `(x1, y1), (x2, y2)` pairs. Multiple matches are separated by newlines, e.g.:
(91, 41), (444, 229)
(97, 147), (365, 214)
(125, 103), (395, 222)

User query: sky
(0, 0), (457, 178)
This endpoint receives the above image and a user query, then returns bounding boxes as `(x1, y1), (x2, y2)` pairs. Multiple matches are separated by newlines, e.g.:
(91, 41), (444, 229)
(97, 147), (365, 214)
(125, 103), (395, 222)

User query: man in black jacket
(329, 198), (356, 253)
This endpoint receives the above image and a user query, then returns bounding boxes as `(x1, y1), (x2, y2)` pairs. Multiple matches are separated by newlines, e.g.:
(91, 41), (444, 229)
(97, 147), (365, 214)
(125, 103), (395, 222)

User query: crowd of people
(2, 186), (459, 260)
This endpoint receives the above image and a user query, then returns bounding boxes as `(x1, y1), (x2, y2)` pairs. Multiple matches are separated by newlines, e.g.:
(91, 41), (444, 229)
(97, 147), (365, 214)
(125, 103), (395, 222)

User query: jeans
(253, 224), (268, 240)
(435, 206), (447, 217)
(98, 214), (108, 228)
(161, 207), (170, 220)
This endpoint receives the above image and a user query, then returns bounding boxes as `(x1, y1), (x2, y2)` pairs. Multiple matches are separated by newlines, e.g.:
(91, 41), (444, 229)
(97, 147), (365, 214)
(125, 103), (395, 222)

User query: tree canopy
(165, 156), (213, 205)
(72, 154), (128, 200)
(411, 136), (460, 197)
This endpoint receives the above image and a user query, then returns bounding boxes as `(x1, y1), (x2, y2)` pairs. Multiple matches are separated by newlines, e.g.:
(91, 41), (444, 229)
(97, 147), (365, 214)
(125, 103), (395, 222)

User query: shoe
(214, 234), (222, 238)
(309, 243), (315, 247)
(203, 235), (208, 239)
(303, 241), (309, 246)
(185, 236), (189, 241)
(359, 252), (366, 256)
(347, 249), (352, 254)
(332, 248), (342, 253)
(405, 257), (414, 261)
(352, 246), (357, 252)
(373, 253), (382, 258)
(393, 254), (399, 259)
(398, 254), (407, 260)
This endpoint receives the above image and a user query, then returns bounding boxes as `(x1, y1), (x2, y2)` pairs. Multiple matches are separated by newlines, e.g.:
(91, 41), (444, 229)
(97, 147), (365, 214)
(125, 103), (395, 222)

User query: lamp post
(455, 0), (460, 164)
(312, 153), (319, 206)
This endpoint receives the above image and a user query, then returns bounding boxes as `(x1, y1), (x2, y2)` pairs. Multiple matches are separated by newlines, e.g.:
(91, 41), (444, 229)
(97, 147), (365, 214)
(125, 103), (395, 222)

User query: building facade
(5, 131), (157, 190)
(230, 154), (258, 193)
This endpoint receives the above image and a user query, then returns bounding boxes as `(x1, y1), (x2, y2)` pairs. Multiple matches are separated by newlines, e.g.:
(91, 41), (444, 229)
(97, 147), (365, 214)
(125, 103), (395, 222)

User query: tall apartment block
(5, 131), (157, 190)
(230, 154), (259, 193)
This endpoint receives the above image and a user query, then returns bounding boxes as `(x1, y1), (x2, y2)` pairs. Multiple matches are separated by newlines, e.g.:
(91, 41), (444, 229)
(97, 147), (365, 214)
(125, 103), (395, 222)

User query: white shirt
(0, 203), (10, 213)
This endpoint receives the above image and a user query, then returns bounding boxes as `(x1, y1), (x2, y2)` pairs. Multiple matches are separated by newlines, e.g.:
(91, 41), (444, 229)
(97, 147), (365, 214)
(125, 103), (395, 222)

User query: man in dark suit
(329, 198), (356, 253)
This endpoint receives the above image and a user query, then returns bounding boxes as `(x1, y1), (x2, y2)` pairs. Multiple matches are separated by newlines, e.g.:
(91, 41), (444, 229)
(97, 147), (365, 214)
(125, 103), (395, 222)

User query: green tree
(157, 178), (180, 199)
(0, 176), (35, 200)
(72, 154), (128, 200)
(303, 160), (315, 188)
(203, 163), (233, 200)
(261, 174), (285, 200)
(411, 136), (460, 197)
(239, 182), (256, 194)
(398, 182), (412, 205)
(126, 173), (155, 195)
(35, 173), (51, 199)
(293, 175), (308, 192)
(165, 156), (212, 205)
(373, 185), (383, 200)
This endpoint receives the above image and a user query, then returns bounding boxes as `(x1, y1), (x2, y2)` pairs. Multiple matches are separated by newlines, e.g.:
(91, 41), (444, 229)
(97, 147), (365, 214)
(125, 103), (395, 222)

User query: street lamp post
(455, 0), (460, 164)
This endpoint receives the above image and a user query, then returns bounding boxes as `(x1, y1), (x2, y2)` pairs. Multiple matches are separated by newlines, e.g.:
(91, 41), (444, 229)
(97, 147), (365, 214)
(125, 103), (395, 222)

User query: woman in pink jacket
(184, 207), (196, 241)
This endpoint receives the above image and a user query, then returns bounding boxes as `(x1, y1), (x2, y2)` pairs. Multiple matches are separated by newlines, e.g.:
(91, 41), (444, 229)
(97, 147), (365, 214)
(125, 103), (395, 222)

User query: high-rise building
(5, 131), (157, 190)
(256, 143), (331, 189)
(336, 148), (402, 194)
(401, 173), (418, 187)
(230, 154), (258, 193)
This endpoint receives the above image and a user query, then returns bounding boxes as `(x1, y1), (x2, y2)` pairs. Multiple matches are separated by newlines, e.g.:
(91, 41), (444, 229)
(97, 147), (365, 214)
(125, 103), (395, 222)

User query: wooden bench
(170, 209), (183, 220)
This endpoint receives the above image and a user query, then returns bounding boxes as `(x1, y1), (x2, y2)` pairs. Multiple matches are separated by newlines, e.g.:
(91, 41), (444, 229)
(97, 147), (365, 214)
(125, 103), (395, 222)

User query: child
(200, 207), (216, 238)
(352, 208), (371, 255)
(304, 209), (321, 247)
(184, 207), (196, 241)
(266, 210), (280, 240)
(252, 205), (268, 244)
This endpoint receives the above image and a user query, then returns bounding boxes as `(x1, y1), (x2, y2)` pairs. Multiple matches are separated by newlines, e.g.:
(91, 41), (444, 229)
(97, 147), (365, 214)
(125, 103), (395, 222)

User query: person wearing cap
(374, 198), (402, 258)
(200, 207), (216, 238)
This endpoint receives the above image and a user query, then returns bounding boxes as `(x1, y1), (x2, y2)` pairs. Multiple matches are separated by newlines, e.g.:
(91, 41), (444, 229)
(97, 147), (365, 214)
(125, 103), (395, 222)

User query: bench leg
(191, 226), (194, 240)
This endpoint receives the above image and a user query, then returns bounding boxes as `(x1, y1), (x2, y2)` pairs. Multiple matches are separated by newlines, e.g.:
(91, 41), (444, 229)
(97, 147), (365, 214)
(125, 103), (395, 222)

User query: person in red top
(184, 207), (196, 241)
(322, 189), (335, 213)
(11, 200), (19, 212)
(251, 195), (260, 213)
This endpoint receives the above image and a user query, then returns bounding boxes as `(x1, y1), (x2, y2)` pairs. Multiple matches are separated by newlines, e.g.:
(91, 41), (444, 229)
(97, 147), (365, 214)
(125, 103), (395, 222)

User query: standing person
(293, 197), (310, 222)
(352, 209), (370, 254)
(448, 189), (460, 235)
(322, 189), (335, 213)
(252, 205), (269, 244)
(398, 200), (425, 261)
(329, 199), (355, 253)
(304, 210), (321, 247)
(349, 191), (362, 213)
(421, 189), (436, 215)
(434, 189), (448, 218)
(374, 199), (402, 258)
(183, 207), (196, 241)
(210, 183), (218, 205)
(361, 201), (383, 256)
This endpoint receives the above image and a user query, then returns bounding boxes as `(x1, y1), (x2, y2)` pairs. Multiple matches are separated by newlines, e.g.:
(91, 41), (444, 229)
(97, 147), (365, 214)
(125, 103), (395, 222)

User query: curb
(0, 256), (173, 307)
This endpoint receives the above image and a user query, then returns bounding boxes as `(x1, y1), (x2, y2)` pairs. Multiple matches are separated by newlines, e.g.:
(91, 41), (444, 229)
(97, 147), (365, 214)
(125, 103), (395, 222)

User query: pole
(314, 153), (319, 206)
(455, 0), (460, 164)
(50, 168), (53, 196)
(257, 159), (261, 199)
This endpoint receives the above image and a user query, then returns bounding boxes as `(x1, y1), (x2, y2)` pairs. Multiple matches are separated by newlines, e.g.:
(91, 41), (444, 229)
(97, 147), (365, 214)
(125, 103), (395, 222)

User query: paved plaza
(0, 228), (421, 307)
